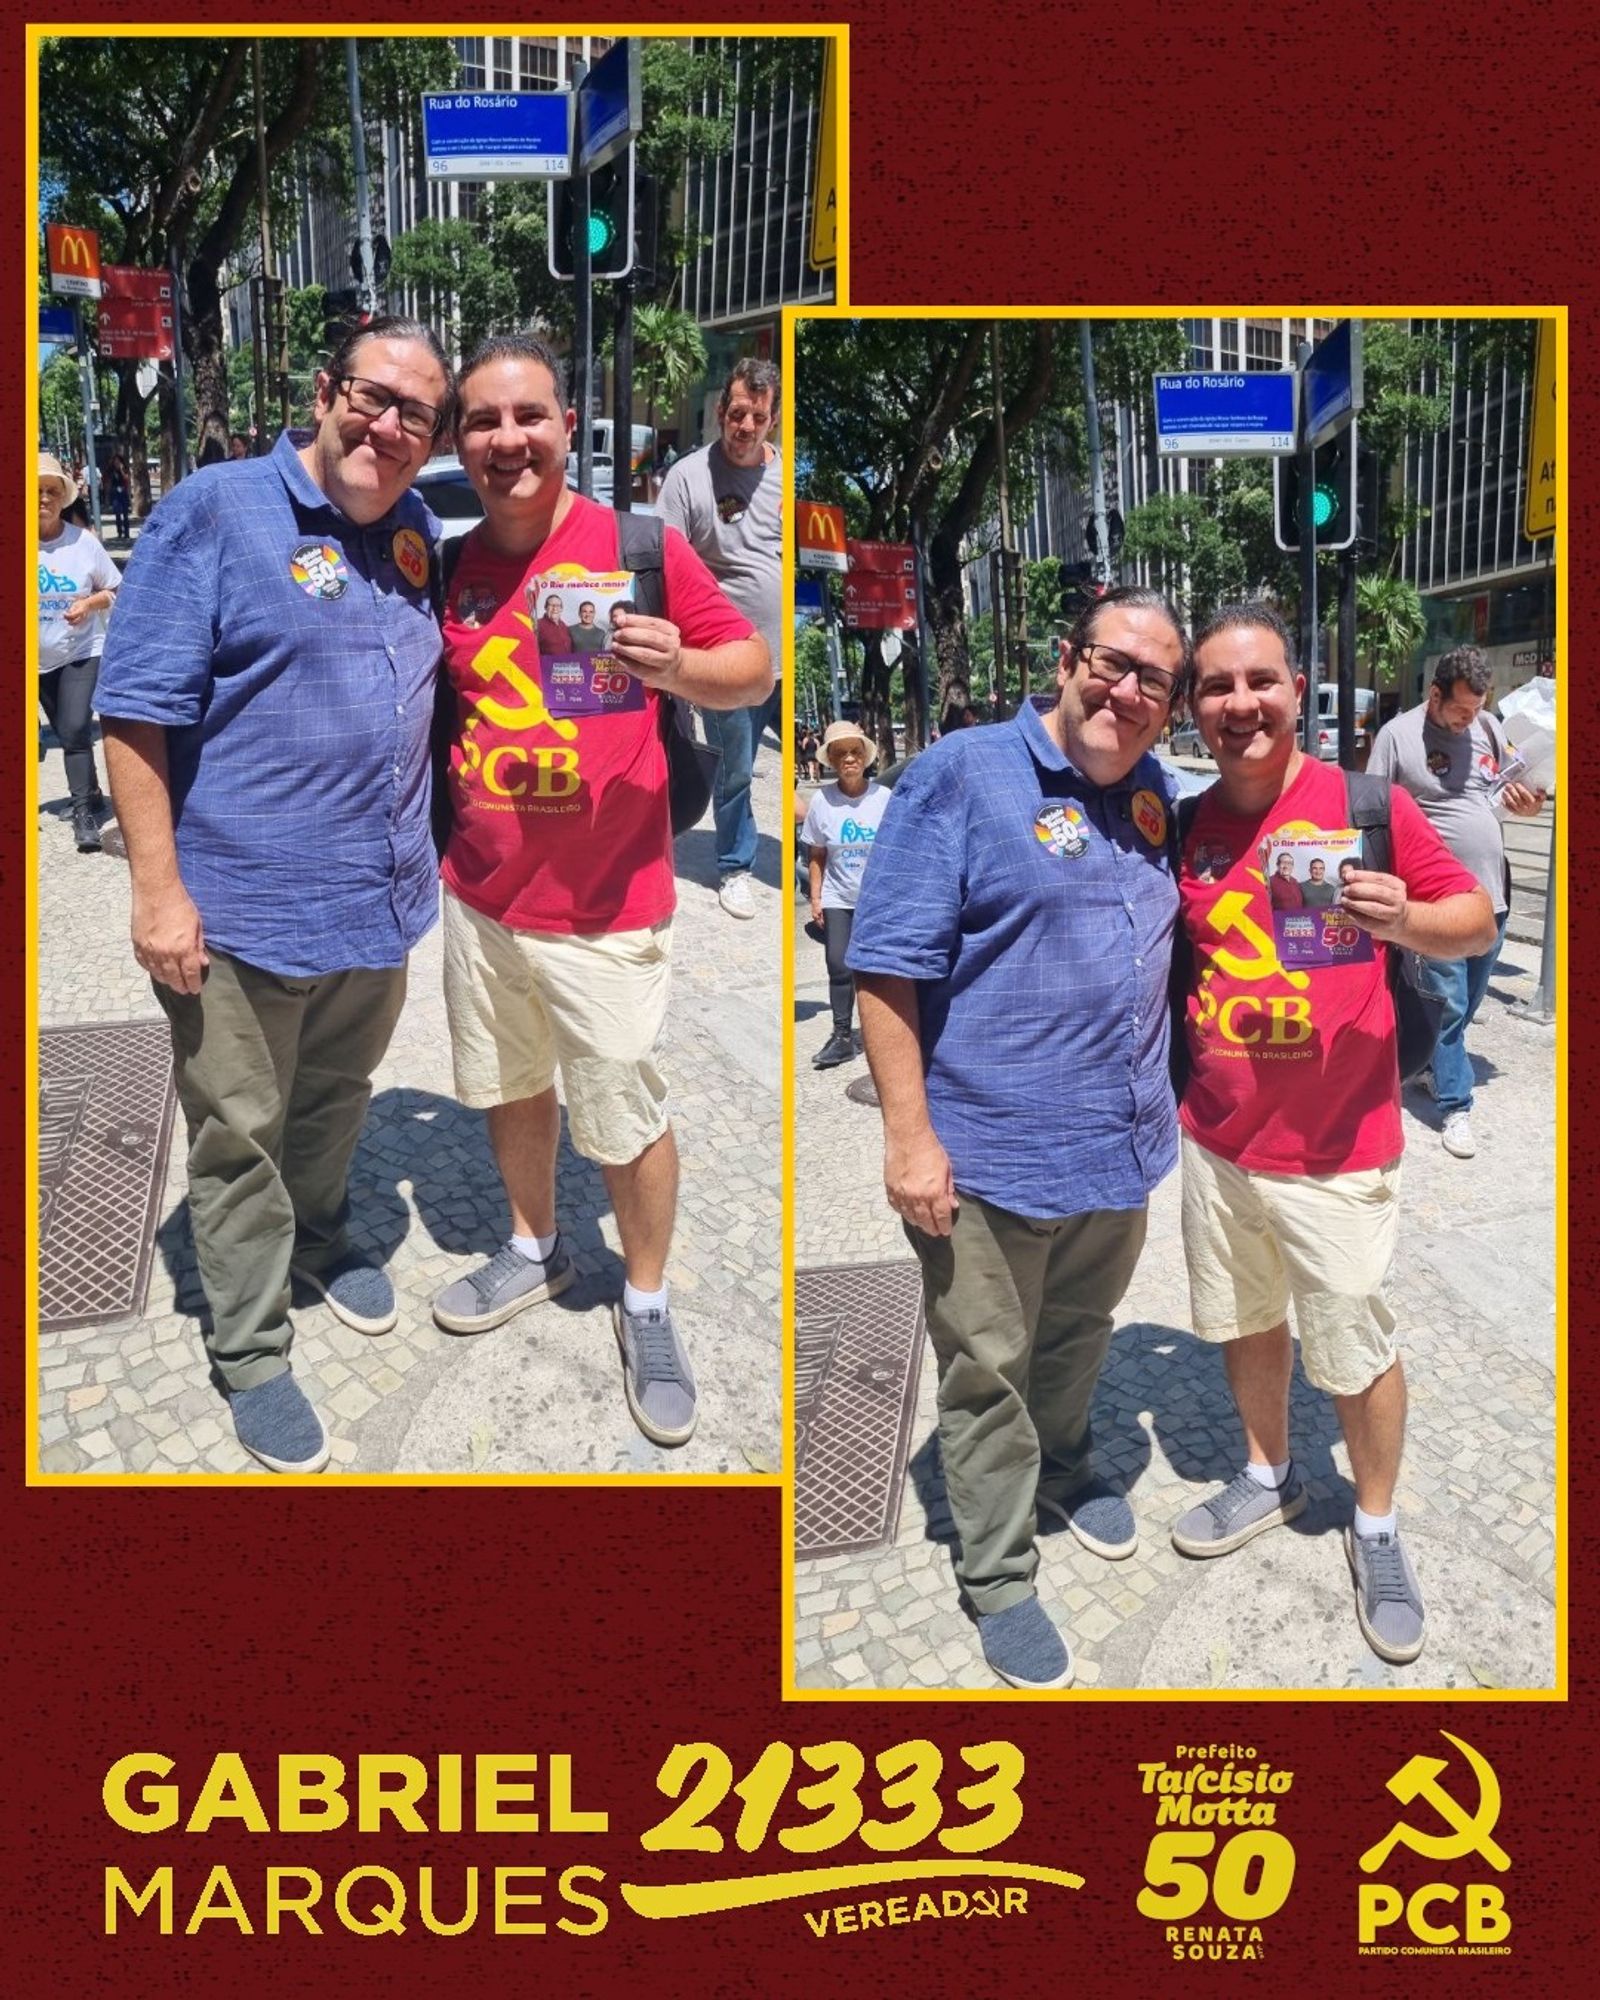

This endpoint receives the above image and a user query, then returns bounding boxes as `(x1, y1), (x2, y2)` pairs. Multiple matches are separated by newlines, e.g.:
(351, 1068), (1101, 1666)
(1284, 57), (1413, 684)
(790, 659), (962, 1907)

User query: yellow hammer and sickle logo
(1203, 889), (1311, 992)
(466, 635), (579, 739)
(1358, 1731), (1510, 1875)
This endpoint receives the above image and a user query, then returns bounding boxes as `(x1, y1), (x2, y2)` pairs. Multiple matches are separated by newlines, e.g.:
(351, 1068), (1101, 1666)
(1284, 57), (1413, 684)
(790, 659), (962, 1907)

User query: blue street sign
(421, 91), (571, 181)
(39, 305), (75, 342)
(794, 577), (826, 616)
(1152, 370), (1298, 456)
(578, 39), (641, 175)
(1304, 319), (1364, 447)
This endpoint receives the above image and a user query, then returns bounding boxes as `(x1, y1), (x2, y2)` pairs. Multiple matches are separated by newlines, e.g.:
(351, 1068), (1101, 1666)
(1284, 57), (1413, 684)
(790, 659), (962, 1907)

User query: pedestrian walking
(801, 721), (889, 1069)
(37, 451), (118, 852)
(657, 359), (783, 920)
(1367, 645), (1547, 1159)
(103, 452), (131, 539)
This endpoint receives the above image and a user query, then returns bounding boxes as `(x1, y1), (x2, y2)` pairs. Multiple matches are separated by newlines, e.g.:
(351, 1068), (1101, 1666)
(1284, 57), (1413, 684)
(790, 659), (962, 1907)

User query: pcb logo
(1356, 1731), (1510, 1955)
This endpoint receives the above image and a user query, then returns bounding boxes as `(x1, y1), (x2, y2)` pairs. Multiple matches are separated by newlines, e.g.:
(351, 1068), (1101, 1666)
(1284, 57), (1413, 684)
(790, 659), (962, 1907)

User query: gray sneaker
(612, 1299), (698, 1446)
(977, 1596), (1074, 1690)
(433, 1237), (574, 1334)
(1172, 1462), (1306, 1557)
(1345, 1525), (1426, 1663)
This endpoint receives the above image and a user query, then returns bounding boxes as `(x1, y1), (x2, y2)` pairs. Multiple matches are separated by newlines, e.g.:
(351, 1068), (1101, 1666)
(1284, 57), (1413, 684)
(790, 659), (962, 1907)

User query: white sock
(1246, 1458), (1291, 1489)
(1354, 1506), (1396, 1540)
(623, 1280), (669, 1315)
(511, 1231), (558, 1264)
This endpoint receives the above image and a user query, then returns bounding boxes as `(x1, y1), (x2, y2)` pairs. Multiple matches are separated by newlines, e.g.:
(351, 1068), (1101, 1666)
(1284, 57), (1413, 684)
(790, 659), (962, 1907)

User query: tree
(1355, 572), (1427, 688)
(38, 36), (454, 478)
(796, 316), (1186, 755)
(621, 303), (706, 439)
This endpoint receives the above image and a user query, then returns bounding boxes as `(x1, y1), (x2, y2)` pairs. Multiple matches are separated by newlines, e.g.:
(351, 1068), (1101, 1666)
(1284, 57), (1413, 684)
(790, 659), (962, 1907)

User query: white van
(1314, 684), (1375, 761)
(583, 421), (655, 474)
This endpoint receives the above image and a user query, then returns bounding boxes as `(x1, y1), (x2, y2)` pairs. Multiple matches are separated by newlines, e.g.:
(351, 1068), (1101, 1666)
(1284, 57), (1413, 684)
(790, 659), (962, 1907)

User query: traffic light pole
(71, 302), (103, 537)
(613, 277), (633, 514)
(346, 40), (377, 319)
(1079, 323), (1112, 586)
(1337, 546), (1357, 768)
(1296, 340), (1318, 753)
(571, 58), (593, 500)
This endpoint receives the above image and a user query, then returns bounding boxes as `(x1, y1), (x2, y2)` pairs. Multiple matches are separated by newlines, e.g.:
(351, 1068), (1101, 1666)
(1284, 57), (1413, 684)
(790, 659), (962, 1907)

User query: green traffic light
(587, 213), (616, 255)
(1312, 481), (1338, 529)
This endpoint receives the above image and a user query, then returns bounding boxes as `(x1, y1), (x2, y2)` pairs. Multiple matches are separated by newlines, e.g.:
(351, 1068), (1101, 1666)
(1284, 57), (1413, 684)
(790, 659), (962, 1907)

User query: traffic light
(322, 287), (364, 355)
(1273, 421), (1358, 552)
(547, 147), (636, 281)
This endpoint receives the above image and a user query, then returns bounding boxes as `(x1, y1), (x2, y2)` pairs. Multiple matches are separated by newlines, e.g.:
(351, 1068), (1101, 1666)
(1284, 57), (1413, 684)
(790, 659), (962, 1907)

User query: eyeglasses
(1078, 643), (1181, 704)
(334, 374), (446, 440)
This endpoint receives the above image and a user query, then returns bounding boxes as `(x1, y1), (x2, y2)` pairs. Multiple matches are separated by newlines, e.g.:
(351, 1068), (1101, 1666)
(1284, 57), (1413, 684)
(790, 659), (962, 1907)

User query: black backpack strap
(431, 532), (464, 621)
(1344, 768), (1392, 876)
(616, 511), (666, 618)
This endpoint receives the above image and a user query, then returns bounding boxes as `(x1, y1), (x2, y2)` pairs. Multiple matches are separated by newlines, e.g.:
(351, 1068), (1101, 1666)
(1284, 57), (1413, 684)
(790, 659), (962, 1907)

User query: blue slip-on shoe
(1345, 1525), (1426, 1664)
(1037, 1479), (1138, 1560)
(976, 1597), (1075, 1690)
(290, 1253), (398, 1336)
(1172, 1462), (1306, 1558)
(612, 1299), (698, 1446)
(230, 1371), (331, 1474)
(433, 1237), (575, 1334)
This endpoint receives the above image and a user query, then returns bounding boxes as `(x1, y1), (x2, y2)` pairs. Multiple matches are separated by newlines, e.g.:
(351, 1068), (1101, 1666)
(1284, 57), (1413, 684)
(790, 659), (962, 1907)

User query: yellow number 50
(1136, 1830), (1295, 1921)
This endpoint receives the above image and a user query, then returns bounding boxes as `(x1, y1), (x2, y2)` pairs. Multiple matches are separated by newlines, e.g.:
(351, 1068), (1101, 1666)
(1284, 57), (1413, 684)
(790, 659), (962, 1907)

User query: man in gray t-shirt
(658, 358), (782, 921)
(1368, 644), (1546, 1158)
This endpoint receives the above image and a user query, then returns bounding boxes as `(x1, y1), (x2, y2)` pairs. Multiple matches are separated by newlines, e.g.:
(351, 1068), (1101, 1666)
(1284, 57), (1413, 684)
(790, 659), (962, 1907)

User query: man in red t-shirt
(1171, 604), (1495, 1665)
(429, 333), (769, 1449)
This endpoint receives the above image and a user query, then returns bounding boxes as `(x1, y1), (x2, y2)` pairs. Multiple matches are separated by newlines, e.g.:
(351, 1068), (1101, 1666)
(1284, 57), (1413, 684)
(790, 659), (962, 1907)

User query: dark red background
(7, 3), (1593, 1991)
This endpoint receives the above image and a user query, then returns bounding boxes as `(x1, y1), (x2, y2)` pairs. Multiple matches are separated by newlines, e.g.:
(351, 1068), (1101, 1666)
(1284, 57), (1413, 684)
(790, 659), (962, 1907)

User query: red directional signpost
(97, 265), (176, 361)
(841, 539), (916, 630)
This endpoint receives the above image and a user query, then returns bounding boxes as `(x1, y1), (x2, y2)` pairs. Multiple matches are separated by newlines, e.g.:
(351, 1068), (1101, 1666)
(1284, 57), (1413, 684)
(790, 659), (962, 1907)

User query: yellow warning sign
(809, 40), (838, 271)
(1523, 318), (1558, 540)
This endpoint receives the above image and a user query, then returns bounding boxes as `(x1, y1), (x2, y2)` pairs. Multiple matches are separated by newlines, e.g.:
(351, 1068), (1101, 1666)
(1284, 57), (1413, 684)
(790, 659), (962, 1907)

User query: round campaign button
(1132, 787), (1168, 846)
(1035, 802), (1089, 858)
(393, 528), (428, 589)
(288, 541), (349, 600)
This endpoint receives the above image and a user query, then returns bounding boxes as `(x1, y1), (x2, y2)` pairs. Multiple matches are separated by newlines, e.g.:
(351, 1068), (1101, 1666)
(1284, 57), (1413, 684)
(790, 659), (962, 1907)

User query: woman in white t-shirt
(800, 720), (891, 1070)
(38, 451), (119, 852)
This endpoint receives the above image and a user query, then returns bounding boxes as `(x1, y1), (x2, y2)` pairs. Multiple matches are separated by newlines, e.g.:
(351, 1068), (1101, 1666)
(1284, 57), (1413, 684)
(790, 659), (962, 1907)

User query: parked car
(1313, 683), (1375, 762)
(414, 453), (654, 545)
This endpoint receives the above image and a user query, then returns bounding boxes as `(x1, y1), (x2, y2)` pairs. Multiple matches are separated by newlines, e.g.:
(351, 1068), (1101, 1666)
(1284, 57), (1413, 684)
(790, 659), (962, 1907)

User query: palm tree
(1355, 571), (1428, 688)
(631, 303), (708, 441)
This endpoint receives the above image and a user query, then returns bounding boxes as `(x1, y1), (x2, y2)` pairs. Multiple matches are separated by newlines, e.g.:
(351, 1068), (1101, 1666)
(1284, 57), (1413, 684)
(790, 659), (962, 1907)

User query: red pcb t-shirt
(440, 495), (755, 935)
(1178, 757), (1479, 1174)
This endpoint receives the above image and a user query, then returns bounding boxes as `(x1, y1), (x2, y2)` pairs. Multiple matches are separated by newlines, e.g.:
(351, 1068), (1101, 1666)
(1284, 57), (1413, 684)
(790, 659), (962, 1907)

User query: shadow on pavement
(672, 825), (783, 892)
(152, 1085), (628, 1333)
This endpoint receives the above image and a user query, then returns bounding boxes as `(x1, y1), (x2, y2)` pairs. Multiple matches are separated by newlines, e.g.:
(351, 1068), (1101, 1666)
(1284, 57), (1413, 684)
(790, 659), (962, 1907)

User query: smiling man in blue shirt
(848, 586), (1190, 1689)
(97, 318), (453, 1475)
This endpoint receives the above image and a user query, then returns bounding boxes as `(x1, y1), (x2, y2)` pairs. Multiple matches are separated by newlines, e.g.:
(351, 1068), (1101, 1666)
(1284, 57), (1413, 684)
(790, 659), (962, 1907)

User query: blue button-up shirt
(96, 436), (442, 978)
(847, 702), (1181, 1221)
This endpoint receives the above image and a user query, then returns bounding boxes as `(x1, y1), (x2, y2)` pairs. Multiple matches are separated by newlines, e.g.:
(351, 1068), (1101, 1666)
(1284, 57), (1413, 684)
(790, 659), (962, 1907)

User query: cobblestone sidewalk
(35, 734), (783, 1479)
(792, 888), (1559, 1693)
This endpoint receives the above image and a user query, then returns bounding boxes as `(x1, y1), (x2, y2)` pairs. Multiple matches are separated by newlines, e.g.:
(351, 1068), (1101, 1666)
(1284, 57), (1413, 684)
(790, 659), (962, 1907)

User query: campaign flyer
(527, 567), (647, 718)
(1264, 829), (1376, 966)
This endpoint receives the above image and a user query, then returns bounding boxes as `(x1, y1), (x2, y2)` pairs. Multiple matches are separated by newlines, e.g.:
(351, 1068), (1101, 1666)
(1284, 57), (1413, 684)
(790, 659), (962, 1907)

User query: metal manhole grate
(794, 1260), (927, 1561)
(39, 1020), (177, 1330)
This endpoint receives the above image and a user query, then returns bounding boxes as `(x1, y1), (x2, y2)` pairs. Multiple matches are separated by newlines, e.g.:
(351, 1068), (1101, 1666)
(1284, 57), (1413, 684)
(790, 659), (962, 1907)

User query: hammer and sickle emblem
(1357, 1730), (1509, 1875)
(467, 635), (578, 739)
(1204, 889), (1311, 992)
